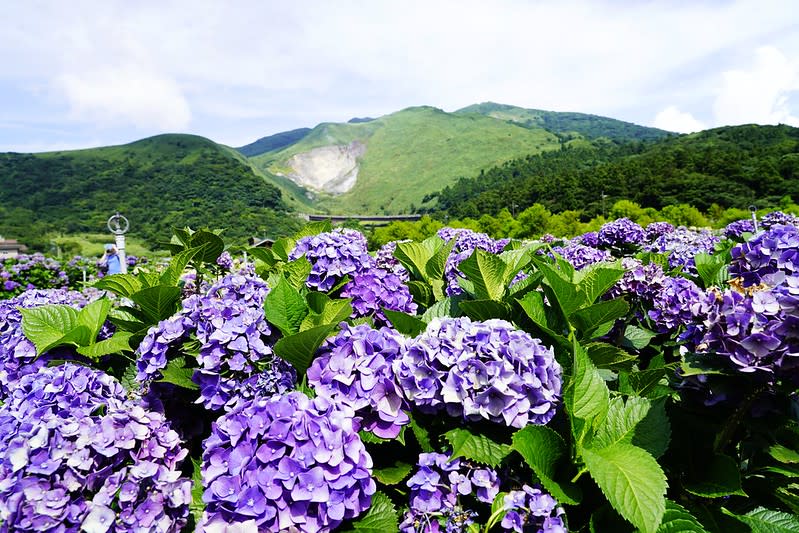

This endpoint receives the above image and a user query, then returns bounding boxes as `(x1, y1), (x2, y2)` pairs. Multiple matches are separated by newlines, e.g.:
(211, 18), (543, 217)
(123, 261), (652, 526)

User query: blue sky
(1, 0), (798, 152)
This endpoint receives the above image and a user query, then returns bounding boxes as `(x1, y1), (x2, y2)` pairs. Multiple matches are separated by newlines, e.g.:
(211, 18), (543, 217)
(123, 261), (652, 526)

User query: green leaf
(693, 253), (730, 289)
(406, 281), (434, 308)
(458, 299), (512, 321)
(457, 248), (511, 300)
(301, 295), (352, 331)
(190, 457), (205, 526)
(586, 342), (638, 370)
(579, 264), (626, 305)
(159, 244), (207, 286)
(421, 297), (462, 322)
(76, 298), (112, 342)
(188, 229), (224, 264)
(582, 443), (667, 533)
(771, 445), (799, 464)
(410, 416), (433, 452)
(723, 507), (799, 533)
(92, 273), (143, 297)
(631, 397), (671, 459)
(270, 237), (295, 262)
(570, 298), (629, 338)
(619, 367), (670, 398)
(383, 309), (426, 337)
(622, 325), (657, 350)
(280, 256), (312, 290)
(373, 461), (413, 485)
(593, 396), (670, 459)
(652, 500), (709, 533)
(247, 247), (276, 267)
(512, 425), (582, 505)
(517, 291), (568, 345)
(444, 428), (511, 467)
(425, 238), (455, 281)
(294, 220), (332, 239)
(536, 261), (584, 317)
(273, 324), (337, 376)
(19, 305), (79, 355)
(343, 492), (398, 533)
(158, 358), (199, 390)
(395, 239), (441, 281)
(264, 278), (308, 336)
(569, 340), (610, 433)
(120, 361), (139, 392)
(130, 286), (182, 324)
(76, 331), (134, 359)
(684, 454), (746, 498)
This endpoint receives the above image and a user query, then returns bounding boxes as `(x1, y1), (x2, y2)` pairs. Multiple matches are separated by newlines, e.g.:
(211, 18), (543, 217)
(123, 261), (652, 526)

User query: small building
(0, 237), (28, 259)
(248, 237), (275, 248)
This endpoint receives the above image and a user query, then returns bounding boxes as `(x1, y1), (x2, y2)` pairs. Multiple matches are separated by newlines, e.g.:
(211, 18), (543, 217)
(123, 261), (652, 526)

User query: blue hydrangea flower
(648, 276), (713, 334)
(395, 317), (562, 427)
(501, 485), (567, 532)
(0, 364), (191, 532)
(289, 229), (374, 292)
(200, 391), (375, 532)
(761, 211), (799, 229)
(549, 243), (612, 270)
(340, 268), (417, 325)
(375, 240), (411, 281)
(724, 219), (755, 240)
(730, 224), (799, 286)
(596, 218), (645, 253)
(644, 227), (720, 274)
(644, 221), (675, 243)
(308, 324), (410, 438)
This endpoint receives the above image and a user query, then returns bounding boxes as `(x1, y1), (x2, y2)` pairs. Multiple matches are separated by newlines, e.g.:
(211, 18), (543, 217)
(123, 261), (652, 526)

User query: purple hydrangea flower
(399, 451), (499, 533)
(501, 485), (567, 533)
(724, 219), (755, 240)
(644, 227), (720, 274)
(648, 276), (713, 334)
(761, 211), (799, 229)
(0, 364), (191, 532)
(0, 254), (69, 299)
(577, 231), (600, 248)
(549, 243), (612, 270)
(644, 222), (676, 243)
(730, 224), (799, 286)
(308, 324), (410, 439)
(394, 317), (562, 427)
(596, 218), (646, 253)
(340, 268), (417, 325)
(216, 251), (234, 271)
(375, 240), (411, 281)
(289, 229), (374, 292)
(437, 228), (509, 296)
(200, 391), (375, 532)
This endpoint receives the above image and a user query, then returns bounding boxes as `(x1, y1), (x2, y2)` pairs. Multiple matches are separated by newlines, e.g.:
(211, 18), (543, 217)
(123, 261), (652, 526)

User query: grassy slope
(250, 106), (560, 214)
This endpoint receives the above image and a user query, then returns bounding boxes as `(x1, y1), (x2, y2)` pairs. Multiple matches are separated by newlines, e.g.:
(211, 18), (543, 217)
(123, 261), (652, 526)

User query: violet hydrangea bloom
(647, 276), (713, 334)
(436, 228), (509, 296)
(501, 485), (567, 533)
(577, 231), (600, 248)
(729, 224), (799, 286)
(399, 451), (499, 533)
(0, 289), (90, 399)
(724, 219), (755, 240)
(644, 221), (675, 243)
(0, 364), (191, 532)
(340, 268), (417, 325)
(395, 317), (562, 427)
(761, 211), (799, 229)
(289, 228), (375, 292)
(308, 324), (410, 438)
(644, 227), (720, 274)
(374, 240), (411, 281)
(596, 218), (646, 253)
(549, 243), (612, 271)
(200, 391), (375, 532)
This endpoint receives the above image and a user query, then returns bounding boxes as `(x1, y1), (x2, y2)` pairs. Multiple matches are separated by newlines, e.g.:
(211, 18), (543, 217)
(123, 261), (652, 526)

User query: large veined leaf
(159, 244), (207, 286)
(570, 298), (629, 338)
(273, 324), (337, 375)
(458, 299), (512, 322)
(342, 492), (399, 533)
(693, 252), (730, 289)
(292, 220), (332, 240)
(582, 442), (667, 533)
(130, 286), (183, 324)
(535, 261), (584, 317)
(270, 237), (295, 262)
(394, 238), (442, 281)
(649, 500), (709, 533)
(19, 305), (79, 355)
(373, 461), (413, 485)
(569, 341), (610, 438)
(421, 297), (462, 322)
(578, 264), (626, 305)
(159, 358), (199, 390)
(93, 273), (143, 298)
(187, 229), (224, 264)
(593, 396), (671, 459)
(301, 294), (352, 331)
(585, 342), (638, 370)
(425, 238), (455, 281)
(457, 248), (511, 300)
(264, 277), (308, 336)
(512, 425), (582, 505)
(444, 428), (511, 468)
(76, 331), (134, 359)
(722, 506), (799, 533)
(622, 325), (657, 350)
(517, 291), (568, 346)
(683, 454), (746, 498)
(76, 297), (113, 343)
(281, 257), (313, 291)
(409, 416), (433, 452)
(383, 309), (426, 337)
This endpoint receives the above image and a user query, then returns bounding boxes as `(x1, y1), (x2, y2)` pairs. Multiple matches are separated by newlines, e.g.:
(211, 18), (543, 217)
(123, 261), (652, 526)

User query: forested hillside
(0, 134), (301, 249)
(429, 124), (799, 219)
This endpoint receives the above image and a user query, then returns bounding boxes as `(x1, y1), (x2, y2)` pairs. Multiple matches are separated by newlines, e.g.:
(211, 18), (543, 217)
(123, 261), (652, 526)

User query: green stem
(571, 466), (588, 483)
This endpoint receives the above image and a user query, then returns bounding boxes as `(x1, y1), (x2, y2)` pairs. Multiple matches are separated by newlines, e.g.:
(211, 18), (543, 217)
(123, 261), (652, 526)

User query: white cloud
(713, 46), (799, 127)
(654, 106), (706, 133)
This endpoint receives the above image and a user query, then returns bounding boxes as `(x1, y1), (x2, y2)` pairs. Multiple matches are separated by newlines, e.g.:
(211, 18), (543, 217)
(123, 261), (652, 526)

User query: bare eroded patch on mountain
(278, 141), (366, 194)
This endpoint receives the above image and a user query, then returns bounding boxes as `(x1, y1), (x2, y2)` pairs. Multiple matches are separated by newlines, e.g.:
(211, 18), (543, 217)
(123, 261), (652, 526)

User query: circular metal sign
(107, 213), (129, 235)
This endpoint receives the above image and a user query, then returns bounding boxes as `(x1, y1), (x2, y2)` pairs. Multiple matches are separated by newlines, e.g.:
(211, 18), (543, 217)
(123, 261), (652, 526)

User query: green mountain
(0, 134), (301, 249)
(430, 124), (799, 220)
(456, 102), (673, 142)
(237, 127), (312, 157)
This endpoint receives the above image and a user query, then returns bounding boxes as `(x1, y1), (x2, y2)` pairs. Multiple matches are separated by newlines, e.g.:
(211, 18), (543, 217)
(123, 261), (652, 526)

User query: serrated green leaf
(586, 342), (638, 370)
(517, 291), (568, 345)
(264, 278), (308, 336)
(631, 397), (670, 459)
(76, 297), (112, 342)
(406, 281), (434, 308)
(410, 416), (433, 452)
(458, 299), (512, 321)
(536, 261), (584, 316)
(512, 425), (582, 505)
(373, 461), (413, 485)
(92, 273), (143, 297)
(383, 309), (426, 337)
(594, 396), (651, 449)
(579, 265), (626, 305)
(158, 358), (199, 390)
(76, 331), (134, 359)
(421, 297), (462, 322)
(190, 457), (204, 526)
(444, 428), (511, 467)
(247, 246), (276, 267)
(301, 293), (352, 331)
(570, 340), (610, 434)
(281, 256), (313, 290)
(425, 238), (455, 281)
(20, 304), (79, 355)
(130, 286), (182, 324)
(684, 454), (746, 498)
(723, 506), (799, 533)
(273, 323), (337, 375)
(159, 244), (207, 286)
(395, 239), (441, 281)
(570, 298), (629, 338)
(457, 248), (511, 300)
(270, 237), (295, 262)
(622, 325), (657, 350)
(188, 230), (224, 264)
(771, 445), (799, 464)
(651, 500), (709, 533)
(583, 443), (667, 533)
(343, 492), (399, 533)
(693, 253), (730, 290)
(619, 367), (671, 398)
(293, 220), (333, 239)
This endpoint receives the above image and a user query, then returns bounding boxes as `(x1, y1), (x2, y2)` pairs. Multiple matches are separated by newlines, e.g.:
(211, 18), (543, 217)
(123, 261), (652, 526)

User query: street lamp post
(107, 212), (130, 274)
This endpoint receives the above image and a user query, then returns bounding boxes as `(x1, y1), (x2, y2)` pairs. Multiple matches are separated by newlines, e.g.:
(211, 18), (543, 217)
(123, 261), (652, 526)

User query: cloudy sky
(1, 0), (798, 152)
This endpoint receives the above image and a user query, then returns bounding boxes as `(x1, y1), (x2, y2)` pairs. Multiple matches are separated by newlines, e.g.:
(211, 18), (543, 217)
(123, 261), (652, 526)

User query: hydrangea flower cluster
(375, 240), (411, 281)
(0, 254), (69, 299)
(501, 485), (567, 533)
(289, 229), (375, 292)
(550, 243), (611, 270)
(437, 228), (509, 296)
(729, 224), (799, 286)
(340, 268), (417, 324)
(216, 251), (234, 271)
(399, 451), (500, 533)
(697, 276), (799, 376)
(395, 317), (562, 427)
(644, 221), (675, 242)
(200, 391), (375, 532)
(0, 363), (191, 532)
(644, 227), (720, 273)
(0, 289), (91, 399)
(647, 276), (713, 334)
(761, 211), (799, 229)
(606, 258), (669, 317)
(724, 219), (755, 240)
(596, 218), (646, 253)
(136, 272), (295, 411)
(308, 324), (410, 438)
(577, 231), (600, 248)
